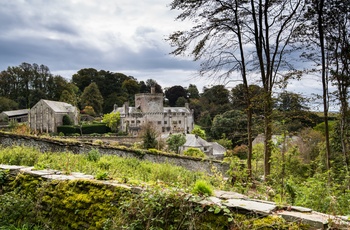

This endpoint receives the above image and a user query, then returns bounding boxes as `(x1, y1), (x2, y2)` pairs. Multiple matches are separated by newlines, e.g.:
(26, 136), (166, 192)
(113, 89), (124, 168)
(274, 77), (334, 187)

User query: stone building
(113, 87), (194, 136)
(0, 109), (29, 123)
(29, 99), (79, 133)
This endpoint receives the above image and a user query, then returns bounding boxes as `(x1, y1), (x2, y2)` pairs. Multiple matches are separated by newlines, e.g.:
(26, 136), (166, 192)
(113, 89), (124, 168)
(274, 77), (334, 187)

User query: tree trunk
(317, 0), (331, 176)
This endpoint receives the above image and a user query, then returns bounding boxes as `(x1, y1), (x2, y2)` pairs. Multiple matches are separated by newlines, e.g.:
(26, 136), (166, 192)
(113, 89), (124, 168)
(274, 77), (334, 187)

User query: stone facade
(29, 99), (79, 133)
(113, 88), (194, 136)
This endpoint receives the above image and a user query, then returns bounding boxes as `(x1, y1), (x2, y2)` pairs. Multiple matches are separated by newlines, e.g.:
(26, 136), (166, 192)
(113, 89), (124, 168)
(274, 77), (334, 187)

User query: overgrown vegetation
(0, 170), (308, 230)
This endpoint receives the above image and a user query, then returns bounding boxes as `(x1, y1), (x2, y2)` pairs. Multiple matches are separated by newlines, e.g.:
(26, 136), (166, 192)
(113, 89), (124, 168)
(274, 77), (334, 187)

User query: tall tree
(80, 82), (104, 115)
(165, 85), (188, 107)
(187, 84), (200, 99)
(248, 0), (305, 179)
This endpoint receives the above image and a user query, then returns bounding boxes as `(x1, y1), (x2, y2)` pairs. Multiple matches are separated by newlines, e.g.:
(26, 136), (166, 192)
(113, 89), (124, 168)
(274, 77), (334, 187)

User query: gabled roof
(210, 142), (227, 156)
(183, 134), (211, 148)
(41, 100), (76, 113)
(1, 109), (29, 117)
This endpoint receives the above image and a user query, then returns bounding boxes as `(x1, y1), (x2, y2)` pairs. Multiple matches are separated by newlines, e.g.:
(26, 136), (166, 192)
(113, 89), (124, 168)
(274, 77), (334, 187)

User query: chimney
(151, 86), (155, 94)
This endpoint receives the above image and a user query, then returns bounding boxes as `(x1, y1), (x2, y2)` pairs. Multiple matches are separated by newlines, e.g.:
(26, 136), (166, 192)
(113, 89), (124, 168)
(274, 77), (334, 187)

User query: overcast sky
(0, 0), (334, 110)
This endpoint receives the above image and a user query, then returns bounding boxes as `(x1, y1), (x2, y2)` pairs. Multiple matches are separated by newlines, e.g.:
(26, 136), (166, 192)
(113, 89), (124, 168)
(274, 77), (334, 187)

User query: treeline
(0, 62), (324, 146)
(0, 63), (162, 114)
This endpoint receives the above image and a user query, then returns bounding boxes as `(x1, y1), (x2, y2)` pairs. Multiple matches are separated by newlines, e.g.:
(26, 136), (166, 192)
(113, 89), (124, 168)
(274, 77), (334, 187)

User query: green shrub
(81, 123), (111, 134)
(192, 180), (213, 196)
(57, 125), (79, 135)
(62, 115), (73, 125)
(183, 148), (206, 158)
(86, 149), (101, 162)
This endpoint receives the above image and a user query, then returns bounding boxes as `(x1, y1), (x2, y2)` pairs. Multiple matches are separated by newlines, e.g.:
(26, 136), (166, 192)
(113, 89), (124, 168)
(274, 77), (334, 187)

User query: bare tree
(168, 0), (253, 177)
(169, 0), (305, 180)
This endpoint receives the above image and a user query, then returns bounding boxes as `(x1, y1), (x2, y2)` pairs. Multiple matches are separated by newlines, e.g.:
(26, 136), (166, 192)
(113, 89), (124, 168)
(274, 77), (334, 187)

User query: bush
(183, 148), (206, 158)
(57, 125), (80, 135)
(86, 149), (101, 162)
(82, 123), (111, 134)
(192, 180), (213, 196)
(62, 115), (73, 125)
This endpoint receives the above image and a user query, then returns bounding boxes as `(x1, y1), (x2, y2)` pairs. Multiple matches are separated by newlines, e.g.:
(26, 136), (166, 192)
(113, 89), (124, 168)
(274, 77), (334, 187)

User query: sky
(0, 0), (335, 110)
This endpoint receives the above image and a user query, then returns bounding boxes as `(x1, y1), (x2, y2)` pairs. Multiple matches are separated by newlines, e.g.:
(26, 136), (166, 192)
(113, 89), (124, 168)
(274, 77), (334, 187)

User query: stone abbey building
(113, 87), (194, 136)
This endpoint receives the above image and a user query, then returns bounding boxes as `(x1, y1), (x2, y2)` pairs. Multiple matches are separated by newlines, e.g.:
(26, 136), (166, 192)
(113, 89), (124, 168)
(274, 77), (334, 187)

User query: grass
(0, 145), (226, 192)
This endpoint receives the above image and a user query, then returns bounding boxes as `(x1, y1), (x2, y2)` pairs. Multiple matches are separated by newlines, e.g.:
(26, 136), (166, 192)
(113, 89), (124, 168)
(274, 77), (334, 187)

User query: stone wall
(0, 132), (229, 175)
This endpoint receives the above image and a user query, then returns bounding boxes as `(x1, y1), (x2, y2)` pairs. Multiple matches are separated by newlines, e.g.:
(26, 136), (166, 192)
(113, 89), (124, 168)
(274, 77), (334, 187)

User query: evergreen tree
(80, 82), (104, 115)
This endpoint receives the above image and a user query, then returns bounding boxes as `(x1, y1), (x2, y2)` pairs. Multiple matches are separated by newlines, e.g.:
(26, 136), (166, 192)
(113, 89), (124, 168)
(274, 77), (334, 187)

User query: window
(131, 120), (135, 124)
(158, 121), (161, 125)
(164, 121), (167, 125)
(178, 120), (181, 124)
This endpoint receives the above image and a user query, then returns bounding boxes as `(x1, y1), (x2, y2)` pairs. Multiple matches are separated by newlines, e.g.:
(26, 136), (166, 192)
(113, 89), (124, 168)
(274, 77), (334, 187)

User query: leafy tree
(187, 84), (200, 99)
(80, 82), (104, 115)
(122, 78), (141, 105)
(183, 147), (206, 158)
(145, 79), (163, 93)
(191, 127), (206, 140)
(275, 92), (309, 112)
(165, 85), (187, 107)
(72, 68), (99, 92)
(83, 106), (96, 117)
(62, 114), (73, 125)
(175, 97), (187, 107)
(211, 110), (248, 146)
(102, 112), (121, 132)
(0, 63), (70, 108)
(60, 90), (76, 106)
(199, 85), (232, 119)
(0, 97), (18, 112)
(166, 134), (186, 153)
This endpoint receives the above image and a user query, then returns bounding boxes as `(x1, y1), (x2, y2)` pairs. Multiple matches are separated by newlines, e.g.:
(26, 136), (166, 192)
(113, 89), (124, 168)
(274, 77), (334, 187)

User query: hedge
(57, 123), (111, 135)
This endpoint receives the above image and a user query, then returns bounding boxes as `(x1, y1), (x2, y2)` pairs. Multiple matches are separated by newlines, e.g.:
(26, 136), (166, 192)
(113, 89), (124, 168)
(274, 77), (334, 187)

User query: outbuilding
(29, 99), (79, 133)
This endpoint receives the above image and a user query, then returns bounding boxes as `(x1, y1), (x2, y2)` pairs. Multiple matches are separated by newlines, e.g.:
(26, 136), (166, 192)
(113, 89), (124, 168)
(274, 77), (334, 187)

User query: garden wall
(0, 132), (229, 175)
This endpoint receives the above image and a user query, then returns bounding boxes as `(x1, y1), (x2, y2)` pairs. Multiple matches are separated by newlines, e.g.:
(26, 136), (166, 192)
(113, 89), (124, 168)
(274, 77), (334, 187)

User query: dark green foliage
(141, 123), (158, 149)
(211, 110), (248, 146)
(81, 123), (111, 134)
(62, 115), (73, 126)
(57, 123), (111, 135)
(0, 97), (18, 112)
(165, 85), (188, 107)
(56, 125), (79, 135)
(80, 82), (104, 115)
(0, 63), (72, 108)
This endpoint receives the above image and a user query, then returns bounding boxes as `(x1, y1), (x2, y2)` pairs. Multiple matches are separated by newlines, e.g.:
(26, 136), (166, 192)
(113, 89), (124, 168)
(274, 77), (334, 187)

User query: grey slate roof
(210, 142), (227, 156)
(42, 100), (76, 113)
(183, 134), (211, 148)
(2, 109), (29, 117)
(164, 107), (191, 113)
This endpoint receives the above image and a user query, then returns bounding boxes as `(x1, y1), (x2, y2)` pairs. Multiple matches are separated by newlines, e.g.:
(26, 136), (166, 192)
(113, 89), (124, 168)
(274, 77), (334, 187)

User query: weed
(192, 180), (213, 196)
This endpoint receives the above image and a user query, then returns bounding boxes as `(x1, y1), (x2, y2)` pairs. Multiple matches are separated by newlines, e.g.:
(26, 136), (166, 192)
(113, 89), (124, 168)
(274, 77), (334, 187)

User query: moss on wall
(0, 171), (308, 230)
